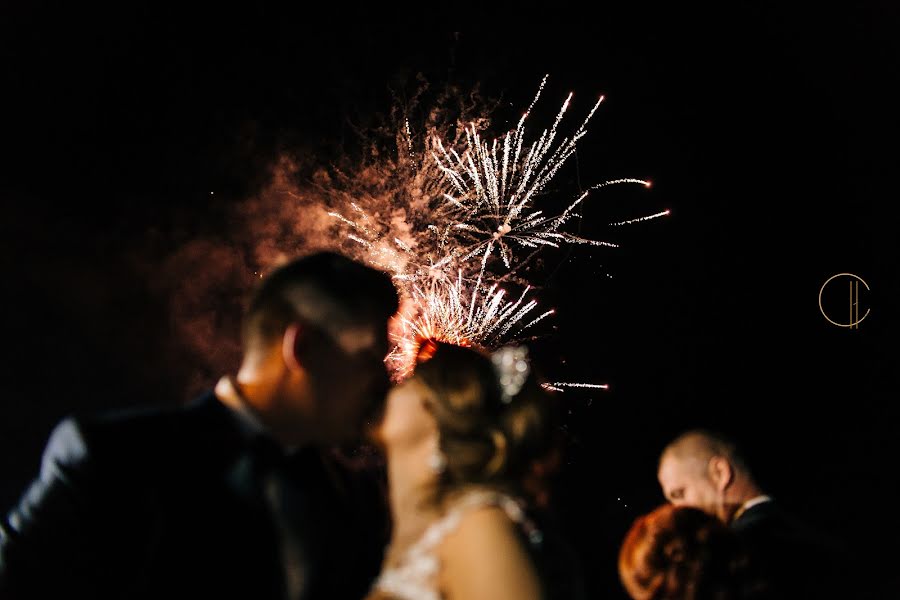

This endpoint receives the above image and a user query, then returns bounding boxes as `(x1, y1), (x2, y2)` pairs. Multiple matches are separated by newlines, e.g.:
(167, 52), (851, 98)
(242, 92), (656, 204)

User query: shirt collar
(732, 494), (773, 522)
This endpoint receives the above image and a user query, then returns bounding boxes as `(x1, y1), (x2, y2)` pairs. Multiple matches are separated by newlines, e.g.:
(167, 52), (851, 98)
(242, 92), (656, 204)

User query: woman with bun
(367, 341), (581, 600)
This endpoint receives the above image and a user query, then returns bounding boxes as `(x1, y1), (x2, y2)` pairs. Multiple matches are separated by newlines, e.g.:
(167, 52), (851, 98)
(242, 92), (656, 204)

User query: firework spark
(541, 382), (610, 392)
(609, 209), (671, 226)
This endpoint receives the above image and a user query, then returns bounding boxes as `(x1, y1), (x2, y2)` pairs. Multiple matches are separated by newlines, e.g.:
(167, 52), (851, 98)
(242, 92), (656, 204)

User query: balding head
(657, 430), (761, 523)
(661, 430), (750, 474)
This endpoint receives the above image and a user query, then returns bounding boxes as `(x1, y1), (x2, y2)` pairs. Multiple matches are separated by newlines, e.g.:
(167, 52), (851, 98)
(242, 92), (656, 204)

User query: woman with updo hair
(367, 340), (583, 600)
(619, 504), (764, 600)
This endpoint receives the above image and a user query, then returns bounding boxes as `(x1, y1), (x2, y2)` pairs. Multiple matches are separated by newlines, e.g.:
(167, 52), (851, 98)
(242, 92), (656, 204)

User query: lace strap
(406, 489), (542, 557)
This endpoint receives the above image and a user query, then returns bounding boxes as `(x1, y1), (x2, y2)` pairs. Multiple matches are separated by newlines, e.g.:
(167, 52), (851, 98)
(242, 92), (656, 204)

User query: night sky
(2, 6), (897, 598)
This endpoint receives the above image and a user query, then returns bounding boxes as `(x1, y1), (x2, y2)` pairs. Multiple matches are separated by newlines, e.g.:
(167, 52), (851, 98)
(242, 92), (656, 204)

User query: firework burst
(325, 75), (666, 377)
(387, 272), (556, 377)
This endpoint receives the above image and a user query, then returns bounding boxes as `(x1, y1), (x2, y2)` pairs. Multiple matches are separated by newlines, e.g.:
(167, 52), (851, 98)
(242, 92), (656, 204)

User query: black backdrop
(2, 5), (897, 598)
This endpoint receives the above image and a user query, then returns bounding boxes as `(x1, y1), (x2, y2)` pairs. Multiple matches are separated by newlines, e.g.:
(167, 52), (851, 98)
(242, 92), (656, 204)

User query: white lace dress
(370, 489), (542, 600)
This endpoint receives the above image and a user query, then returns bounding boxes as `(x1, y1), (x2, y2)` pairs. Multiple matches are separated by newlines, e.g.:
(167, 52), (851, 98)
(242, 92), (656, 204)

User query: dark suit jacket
(731, 499), (848, 599)
(526, 508), (587, 600)
(0, 392), (388, 600)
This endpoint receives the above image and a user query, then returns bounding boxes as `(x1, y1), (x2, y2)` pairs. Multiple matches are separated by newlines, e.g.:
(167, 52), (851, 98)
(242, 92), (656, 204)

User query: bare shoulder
(439, 505), (543, 600)
(442, 505), (521, 551)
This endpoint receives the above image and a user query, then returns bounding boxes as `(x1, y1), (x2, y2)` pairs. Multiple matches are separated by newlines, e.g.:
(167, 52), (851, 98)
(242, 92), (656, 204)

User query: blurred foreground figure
(0, 252), (399, 600)
(368, 341), (585, 600)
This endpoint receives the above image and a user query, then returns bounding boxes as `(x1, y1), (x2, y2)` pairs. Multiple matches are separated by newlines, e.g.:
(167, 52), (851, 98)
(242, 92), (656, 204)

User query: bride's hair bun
(413, 341), (560, 505)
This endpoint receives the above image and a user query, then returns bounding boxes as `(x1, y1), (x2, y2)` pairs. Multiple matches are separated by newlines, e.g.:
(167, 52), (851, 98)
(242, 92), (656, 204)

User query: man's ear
(708, 456), (734, 492)
(282, 322), (305, 373)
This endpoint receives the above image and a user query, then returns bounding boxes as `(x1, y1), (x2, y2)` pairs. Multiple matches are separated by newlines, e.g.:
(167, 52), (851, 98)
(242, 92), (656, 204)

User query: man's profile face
(304, 318), (392, 443)
(657, 452), (721, 518)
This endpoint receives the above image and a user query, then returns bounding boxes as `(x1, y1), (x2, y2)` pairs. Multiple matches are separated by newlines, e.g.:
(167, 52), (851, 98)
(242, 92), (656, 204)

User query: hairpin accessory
(491, 345), (530, 404)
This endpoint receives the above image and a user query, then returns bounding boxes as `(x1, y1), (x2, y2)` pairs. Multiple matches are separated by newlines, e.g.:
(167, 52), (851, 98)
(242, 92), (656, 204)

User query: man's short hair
(242, 251), (398, 350)
(662, 429), (754, 478)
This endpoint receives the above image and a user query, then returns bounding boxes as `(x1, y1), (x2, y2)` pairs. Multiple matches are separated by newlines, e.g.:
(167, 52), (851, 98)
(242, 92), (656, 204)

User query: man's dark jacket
(0, 392), (388, 600)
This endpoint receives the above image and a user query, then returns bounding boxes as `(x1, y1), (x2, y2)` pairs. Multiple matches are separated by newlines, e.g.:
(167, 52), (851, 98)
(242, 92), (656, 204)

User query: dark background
(2, 6), (897, 598)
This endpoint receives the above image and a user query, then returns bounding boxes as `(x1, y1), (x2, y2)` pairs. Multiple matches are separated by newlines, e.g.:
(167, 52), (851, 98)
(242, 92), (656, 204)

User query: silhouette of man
(0, 251), (399, 600)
